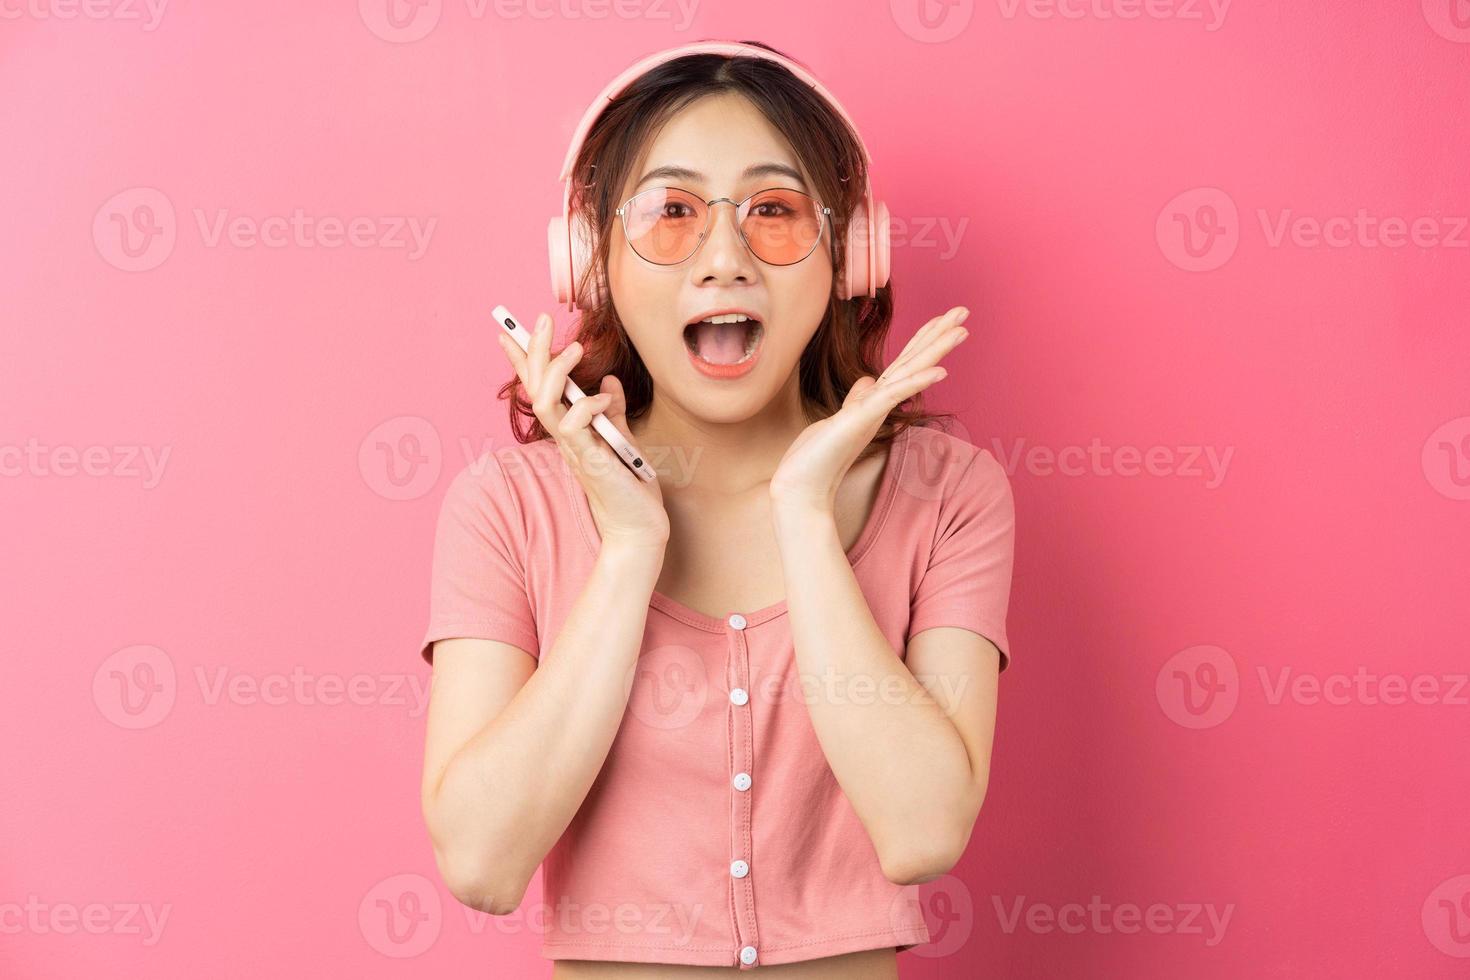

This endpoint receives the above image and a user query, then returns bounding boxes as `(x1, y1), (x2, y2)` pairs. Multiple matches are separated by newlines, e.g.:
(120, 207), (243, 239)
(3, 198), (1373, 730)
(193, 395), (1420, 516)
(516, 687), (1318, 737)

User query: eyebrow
(634, 162), (808, 192)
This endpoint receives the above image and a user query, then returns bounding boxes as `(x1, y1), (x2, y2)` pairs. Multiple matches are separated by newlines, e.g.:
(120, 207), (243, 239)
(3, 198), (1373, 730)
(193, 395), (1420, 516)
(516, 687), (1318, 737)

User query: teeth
(696, 313), (752, 325)
(740, 323), (760, 358)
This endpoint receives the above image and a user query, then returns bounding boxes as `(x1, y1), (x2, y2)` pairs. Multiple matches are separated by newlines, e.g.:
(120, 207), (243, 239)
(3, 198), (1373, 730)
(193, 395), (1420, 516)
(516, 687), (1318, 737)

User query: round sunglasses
(615, 185), (831, 267)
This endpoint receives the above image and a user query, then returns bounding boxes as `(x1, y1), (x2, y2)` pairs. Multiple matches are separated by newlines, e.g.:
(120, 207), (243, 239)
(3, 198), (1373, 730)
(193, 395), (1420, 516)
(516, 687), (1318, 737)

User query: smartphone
(491, 305), (658, 483)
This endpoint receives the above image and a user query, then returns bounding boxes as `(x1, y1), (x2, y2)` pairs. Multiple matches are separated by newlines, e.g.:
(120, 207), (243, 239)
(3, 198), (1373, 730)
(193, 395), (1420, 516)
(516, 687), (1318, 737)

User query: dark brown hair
(500, 39), (955, 461)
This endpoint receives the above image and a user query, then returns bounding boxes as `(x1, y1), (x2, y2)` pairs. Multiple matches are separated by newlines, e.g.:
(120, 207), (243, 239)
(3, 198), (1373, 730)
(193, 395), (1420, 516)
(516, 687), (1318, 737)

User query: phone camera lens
(633, 458), (643, 467)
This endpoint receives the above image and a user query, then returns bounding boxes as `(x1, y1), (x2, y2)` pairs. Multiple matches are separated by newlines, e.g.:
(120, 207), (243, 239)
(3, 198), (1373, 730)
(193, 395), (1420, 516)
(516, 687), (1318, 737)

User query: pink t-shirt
(419, 422), (1015, 969)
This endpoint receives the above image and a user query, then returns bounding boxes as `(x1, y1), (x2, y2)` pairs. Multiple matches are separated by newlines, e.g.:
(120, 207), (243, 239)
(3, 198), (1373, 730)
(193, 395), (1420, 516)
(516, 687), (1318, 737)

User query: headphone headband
(556, 40), (874, 185)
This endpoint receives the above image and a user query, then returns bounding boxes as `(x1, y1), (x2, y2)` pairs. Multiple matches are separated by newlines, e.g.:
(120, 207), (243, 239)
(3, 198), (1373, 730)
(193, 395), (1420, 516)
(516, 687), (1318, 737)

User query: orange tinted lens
(741, 189), (823, 264)
(623, 187), (705, 264)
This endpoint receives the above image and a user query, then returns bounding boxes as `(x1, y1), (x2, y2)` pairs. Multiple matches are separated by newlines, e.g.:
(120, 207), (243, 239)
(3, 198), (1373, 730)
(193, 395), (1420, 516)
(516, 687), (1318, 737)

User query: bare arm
(761, 305), (1003, 886)
(419, 310), (671, 915)
(420, 538), (665, 915)
(771, 500), (1000, 888)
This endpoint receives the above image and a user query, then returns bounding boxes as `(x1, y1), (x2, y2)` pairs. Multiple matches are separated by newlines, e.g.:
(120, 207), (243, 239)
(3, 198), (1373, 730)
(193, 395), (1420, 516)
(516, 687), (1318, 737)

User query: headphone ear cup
(547, 215), (574, 312)
(837, 201), (863, 300)
(547, 212), (605, 311)
(841, 198), (891, 300)
(871, 199), (891, 293)
(567, 212), (603, 310)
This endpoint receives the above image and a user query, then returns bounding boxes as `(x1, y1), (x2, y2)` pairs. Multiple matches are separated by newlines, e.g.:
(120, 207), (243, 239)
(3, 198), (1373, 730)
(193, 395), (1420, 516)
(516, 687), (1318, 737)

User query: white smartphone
(492, 304), (658, 483)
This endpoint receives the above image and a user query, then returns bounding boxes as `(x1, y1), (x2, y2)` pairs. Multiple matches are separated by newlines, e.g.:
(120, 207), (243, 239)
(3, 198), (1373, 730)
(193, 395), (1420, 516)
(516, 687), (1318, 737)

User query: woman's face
(607, 91), (834, 427)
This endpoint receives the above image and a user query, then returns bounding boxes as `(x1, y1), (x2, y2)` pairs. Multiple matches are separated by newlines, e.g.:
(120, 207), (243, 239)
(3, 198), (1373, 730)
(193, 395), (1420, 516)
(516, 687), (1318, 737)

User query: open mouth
(683, 313), (764, 366)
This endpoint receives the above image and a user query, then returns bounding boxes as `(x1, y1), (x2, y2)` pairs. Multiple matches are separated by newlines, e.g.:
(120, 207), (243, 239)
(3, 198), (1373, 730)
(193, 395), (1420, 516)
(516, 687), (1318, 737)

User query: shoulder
(439, 438), (567, 523)
(900, 424), (1012, 507)
(467, 438), (562, 487)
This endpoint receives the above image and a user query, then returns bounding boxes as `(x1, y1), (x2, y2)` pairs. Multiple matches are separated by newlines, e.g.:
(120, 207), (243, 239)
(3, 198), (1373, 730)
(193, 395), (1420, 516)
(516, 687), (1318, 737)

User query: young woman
(418, 41), (1016, 978)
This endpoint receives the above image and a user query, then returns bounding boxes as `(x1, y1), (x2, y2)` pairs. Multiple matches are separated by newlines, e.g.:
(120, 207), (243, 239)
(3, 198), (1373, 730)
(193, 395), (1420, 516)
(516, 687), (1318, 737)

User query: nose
(691, 198), (757, 287)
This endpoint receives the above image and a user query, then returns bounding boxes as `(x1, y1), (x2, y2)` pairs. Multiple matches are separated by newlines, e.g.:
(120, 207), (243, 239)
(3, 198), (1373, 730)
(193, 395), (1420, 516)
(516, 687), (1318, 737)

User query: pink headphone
(547, 40), (892, 312)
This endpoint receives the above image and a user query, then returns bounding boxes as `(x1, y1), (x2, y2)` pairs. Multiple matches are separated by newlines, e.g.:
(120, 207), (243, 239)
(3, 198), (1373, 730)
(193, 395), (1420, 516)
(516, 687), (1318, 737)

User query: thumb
(845, 376), (879, 405)
(599, 374), (636, 440)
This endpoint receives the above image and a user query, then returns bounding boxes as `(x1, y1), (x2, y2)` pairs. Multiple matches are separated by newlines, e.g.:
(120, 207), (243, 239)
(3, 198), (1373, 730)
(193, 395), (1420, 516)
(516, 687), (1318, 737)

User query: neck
(630, 375), (813, 495)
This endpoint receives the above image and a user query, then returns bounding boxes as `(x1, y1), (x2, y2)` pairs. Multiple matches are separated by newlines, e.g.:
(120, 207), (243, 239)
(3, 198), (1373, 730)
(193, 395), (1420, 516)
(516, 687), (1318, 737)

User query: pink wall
(3, 2), (1468, 977)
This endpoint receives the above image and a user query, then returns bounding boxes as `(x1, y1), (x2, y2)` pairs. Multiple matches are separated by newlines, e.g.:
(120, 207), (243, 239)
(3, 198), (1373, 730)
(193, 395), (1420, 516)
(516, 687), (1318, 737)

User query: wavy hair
(501, 40), (955, 460)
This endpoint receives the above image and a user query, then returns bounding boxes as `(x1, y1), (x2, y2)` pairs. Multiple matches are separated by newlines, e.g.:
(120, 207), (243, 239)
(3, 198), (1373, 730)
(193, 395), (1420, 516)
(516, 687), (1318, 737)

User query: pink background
(3, 2), (1469, 977)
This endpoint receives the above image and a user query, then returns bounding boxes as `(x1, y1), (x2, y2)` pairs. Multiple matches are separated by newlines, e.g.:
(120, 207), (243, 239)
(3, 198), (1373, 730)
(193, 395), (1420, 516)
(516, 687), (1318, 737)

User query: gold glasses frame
(615, 185), (833, 267)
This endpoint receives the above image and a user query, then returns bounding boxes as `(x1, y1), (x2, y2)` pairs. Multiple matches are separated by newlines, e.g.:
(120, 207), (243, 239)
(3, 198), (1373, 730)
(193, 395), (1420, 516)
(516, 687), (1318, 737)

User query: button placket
(726, 611), (759, 967)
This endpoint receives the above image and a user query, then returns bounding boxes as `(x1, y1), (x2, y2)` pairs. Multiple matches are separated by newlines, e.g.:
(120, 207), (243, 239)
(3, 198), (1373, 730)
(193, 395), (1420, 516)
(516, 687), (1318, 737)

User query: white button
(728, 613), (747, 630)
(730, 859), (749, 878)
(739, 945), (758, 965)
(733, 772), (752, 791)
(729, 687), (749, 706)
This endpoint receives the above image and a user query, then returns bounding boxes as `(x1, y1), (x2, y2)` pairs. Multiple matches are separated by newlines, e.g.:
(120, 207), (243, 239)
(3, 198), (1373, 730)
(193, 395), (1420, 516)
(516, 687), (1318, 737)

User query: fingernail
(956, 308), (970, 324)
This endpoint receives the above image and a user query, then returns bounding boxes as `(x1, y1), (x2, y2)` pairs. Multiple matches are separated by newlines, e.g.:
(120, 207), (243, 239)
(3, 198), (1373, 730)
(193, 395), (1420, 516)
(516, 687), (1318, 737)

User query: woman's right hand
(497, 312), (670, 550)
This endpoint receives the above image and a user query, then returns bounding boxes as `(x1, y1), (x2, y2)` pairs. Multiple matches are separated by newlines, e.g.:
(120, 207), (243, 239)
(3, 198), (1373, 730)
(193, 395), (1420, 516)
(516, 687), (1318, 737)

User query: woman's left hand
(768, 305), (971, 512)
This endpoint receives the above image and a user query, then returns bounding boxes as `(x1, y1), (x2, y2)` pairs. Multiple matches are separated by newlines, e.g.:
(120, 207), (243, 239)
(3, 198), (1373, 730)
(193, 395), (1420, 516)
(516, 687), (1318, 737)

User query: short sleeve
(418, 453), (540, 665)
(905, 449), (1016, 672)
